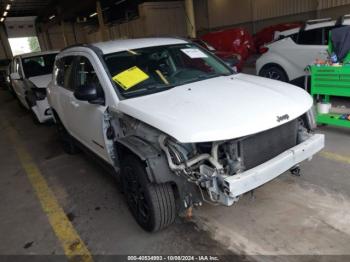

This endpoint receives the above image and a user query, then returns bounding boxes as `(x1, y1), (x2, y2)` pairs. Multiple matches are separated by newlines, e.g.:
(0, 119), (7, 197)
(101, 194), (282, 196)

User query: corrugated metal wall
(318, 0), (350, 9)
(254, 0), (318, 20)
(200, 0), (350, 31)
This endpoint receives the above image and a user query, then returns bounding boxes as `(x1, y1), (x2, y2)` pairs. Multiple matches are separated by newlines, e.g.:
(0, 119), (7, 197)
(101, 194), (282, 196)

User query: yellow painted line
(4, 122), (93, 262)
(320, 151), (350, 165)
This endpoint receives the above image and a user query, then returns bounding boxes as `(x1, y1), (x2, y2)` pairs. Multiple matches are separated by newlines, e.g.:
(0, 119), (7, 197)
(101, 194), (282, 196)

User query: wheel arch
(115, 136), (201, 212)
(259, 63), (290, 82)
(115, 136), (174, 184)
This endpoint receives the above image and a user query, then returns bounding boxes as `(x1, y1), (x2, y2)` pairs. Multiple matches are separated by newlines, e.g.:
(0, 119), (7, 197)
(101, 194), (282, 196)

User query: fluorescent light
(89, 12), (97, 18)
(49, 15), (55, 20)
(6, 4), (11, 10)
(3, 11), (8, 17)
(115, 0), (127, 6)
(0, 17), (4, 22)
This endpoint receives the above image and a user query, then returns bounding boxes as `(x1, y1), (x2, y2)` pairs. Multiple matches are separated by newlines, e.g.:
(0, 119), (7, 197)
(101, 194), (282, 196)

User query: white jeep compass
(47, 38), (324, 232)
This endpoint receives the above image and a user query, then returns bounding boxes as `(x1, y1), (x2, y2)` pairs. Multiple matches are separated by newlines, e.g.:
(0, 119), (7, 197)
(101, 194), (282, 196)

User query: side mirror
(10, 72), (21, 80)
(74, 83), (104, 105)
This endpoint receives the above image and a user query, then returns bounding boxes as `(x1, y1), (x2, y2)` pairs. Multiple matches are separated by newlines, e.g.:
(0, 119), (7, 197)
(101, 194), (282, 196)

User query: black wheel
(55, 117), (79, 154)
(259, 66), (288, 82)
(121, 154), (176, 232)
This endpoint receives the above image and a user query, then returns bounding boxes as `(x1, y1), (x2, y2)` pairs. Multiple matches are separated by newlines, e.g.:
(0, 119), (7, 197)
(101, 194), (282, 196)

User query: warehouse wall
(37, 1), (187, 50)
(195, 0), (350, 34)
(105, 1), (187, 39)
(29, 0), (350, 55)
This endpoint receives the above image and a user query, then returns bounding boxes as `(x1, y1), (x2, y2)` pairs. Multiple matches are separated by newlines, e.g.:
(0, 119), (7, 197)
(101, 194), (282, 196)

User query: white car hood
(117, 73), (313, 143)
(28, 74), (52, 88)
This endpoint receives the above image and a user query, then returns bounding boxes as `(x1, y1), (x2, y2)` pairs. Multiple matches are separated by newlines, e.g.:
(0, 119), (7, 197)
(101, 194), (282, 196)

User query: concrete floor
(1, 84), (350, 261)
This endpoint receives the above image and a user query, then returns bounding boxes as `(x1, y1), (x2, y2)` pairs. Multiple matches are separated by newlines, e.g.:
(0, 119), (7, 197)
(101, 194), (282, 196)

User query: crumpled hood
(118, 73), (313, 143)
(28, 74), (52, 88)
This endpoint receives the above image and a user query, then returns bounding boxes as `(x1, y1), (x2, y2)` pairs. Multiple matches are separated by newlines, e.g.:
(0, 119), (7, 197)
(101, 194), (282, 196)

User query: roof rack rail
(300, 17), (332, 31)
(305, 17), (332, 25)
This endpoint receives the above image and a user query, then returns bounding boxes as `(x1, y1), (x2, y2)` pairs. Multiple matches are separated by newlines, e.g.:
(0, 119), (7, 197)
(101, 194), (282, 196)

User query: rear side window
(323, 26), (337, 45)
(298, 28), (323, 45)
(56, 56), (75, 90)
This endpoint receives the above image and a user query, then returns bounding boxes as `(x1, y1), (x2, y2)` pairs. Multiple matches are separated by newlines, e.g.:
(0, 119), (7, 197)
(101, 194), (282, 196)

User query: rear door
(294, 27), (330, 66)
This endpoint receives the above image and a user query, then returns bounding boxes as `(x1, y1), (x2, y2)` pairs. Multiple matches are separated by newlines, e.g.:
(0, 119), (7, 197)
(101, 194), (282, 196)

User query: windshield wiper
(123, 83), (175, 98)
(175, 73), (232, 87)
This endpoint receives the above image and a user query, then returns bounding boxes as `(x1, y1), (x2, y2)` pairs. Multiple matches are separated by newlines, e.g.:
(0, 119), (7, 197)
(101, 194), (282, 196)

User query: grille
(241, 120), (298, 170)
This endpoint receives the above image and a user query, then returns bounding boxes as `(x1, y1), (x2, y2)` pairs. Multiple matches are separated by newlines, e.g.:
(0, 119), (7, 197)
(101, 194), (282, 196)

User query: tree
(28, 37), (41, 52)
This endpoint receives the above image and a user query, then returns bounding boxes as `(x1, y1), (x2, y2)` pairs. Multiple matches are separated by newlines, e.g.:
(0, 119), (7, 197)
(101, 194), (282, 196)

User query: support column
(97, 1), (109, 41)
(60, 21), (68, 47)
(0, 24), (13, 58)
(185, 0), (196, 38)
(251, 0), (257, 34)
(316, 0), (322, 19)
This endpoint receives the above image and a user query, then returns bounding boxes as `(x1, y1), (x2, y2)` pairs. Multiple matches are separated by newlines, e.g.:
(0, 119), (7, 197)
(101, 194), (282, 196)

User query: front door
(11, 58), (28, 108)
(67, 55), (109, 162)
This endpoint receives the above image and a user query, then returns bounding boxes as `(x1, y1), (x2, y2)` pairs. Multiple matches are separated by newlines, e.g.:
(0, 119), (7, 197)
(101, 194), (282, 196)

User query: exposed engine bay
(109, 109), (317, 208)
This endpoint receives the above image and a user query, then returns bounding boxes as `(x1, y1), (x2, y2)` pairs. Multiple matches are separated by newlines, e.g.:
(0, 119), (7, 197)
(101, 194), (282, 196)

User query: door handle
(70, 101), (79, 108)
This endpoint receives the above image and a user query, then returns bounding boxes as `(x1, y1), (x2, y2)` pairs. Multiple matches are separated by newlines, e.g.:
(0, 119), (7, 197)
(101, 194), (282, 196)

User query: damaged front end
(108, 109), (324, 211)
(158, 114), (324, 207)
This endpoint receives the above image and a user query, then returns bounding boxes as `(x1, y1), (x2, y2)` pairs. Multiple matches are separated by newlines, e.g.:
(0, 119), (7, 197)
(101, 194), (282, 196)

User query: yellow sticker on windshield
(112, 66), (149, 90)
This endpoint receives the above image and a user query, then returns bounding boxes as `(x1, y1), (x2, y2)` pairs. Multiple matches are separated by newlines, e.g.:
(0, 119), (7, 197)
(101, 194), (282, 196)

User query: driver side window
(74, 56), (104, 99)
(75, 57), (102, 89)
(15, 59), (23, 78)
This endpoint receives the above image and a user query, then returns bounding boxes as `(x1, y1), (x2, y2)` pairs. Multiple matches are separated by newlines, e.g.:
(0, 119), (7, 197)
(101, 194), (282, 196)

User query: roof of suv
(15, 50), (58, 59)
(90, 37), (189, 55)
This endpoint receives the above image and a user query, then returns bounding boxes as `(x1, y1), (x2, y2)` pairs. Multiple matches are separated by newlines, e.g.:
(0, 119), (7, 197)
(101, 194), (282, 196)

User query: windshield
(103, 44), (233, 98)
(22, 53), (57, 78)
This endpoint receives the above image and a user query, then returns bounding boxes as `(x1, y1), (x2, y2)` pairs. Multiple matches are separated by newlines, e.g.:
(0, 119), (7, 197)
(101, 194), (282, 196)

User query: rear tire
(259, 65), (288, 82)
(55, 117), (79, 154)
(121, 154), (176, 232)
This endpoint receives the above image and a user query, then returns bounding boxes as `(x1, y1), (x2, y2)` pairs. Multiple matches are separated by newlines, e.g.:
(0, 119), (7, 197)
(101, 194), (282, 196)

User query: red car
(191, 38), (244, 72)
(200, 28), (255, 61)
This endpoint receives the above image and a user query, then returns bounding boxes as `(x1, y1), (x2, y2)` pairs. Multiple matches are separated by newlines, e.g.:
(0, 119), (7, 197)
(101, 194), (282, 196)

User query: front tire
(259, 65), (288, 82)
(121, 154), (176, 232)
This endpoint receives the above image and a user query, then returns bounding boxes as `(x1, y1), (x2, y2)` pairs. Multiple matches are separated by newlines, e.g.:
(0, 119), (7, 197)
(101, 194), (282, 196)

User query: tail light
(259, 46), (269, 54)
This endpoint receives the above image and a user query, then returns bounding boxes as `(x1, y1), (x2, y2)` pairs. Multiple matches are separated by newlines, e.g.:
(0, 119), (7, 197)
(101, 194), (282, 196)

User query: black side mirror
(74, 83), (104, 105)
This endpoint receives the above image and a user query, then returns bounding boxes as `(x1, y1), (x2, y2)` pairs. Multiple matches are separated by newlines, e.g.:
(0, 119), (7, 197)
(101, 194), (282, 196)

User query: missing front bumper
(221, 134), (325, 206)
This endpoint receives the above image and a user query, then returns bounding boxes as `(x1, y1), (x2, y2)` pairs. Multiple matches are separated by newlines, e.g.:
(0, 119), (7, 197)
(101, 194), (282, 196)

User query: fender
(115, 135), (174, 184)
(115, 135), (203, 211)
